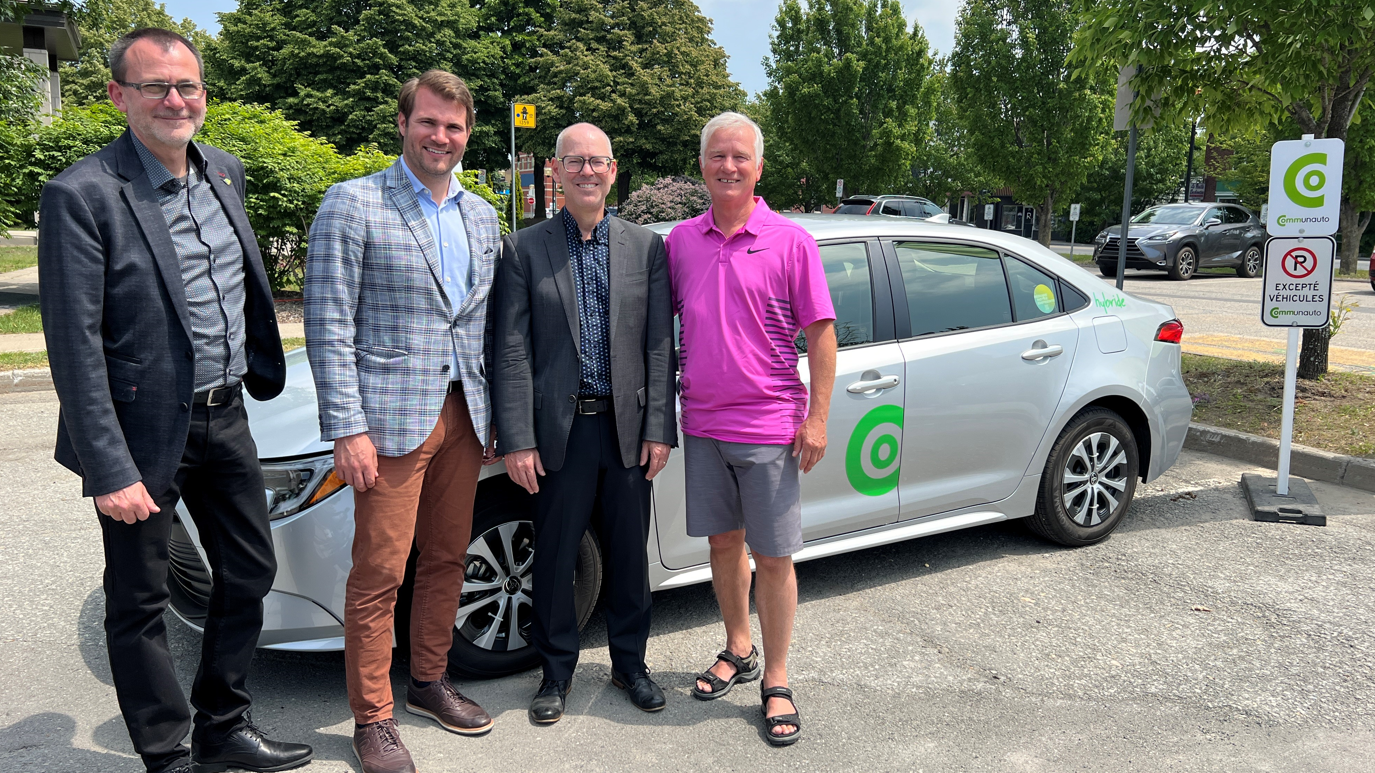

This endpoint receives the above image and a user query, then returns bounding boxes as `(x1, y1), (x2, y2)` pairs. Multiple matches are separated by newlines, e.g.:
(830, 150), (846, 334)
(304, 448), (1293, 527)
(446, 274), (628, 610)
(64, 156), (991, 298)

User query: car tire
(1168, 246), (1197, 281)
(395, 477), (603, 680)
(1099, 261), (1117, 277)
(1237, 245), (1262, 278)
(1026, 407), (1140, 547)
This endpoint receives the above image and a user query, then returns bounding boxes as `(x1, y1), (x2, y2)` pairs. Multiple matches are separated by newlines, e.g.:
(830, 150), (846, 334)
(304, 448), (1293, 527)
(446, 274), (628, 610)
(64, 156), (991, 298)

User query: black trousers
(98, 395), (275, 773)
(531, 411), (653, 681)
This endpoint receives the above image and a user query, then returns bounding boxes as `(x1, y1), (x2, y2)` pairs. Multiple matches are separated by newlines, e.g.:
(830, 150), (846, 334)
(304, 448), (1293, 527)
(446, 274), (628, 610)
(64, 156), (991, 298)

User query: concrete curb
(0, 367), (53, 394)
(1185, 422), (1375, 493)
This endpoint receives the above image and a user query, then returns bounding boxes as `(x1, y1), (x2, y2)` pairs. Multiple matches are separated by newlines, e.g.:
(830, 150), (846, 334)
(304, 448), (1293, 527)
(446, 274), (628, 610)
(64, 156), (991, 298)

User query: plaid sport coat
(304, 159), (499, 456)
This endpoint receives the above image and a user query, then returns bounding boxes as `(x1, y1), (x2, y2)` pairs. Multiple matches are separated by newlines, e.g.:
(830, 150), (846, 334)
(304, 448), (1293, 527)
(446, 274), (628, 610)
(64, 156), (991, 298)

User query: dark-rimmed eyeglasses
(558, 156), (614, 174)
(118, 81), (207, 100)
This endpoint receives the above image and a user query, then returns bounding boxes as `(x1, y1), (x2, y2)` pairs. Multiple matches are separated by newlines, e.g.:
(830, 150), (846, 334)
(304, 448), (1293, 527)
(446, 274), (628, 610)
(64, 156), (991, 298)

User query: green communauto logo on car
(1283, 152), (1328, 209)
(846, 404), (904, 496)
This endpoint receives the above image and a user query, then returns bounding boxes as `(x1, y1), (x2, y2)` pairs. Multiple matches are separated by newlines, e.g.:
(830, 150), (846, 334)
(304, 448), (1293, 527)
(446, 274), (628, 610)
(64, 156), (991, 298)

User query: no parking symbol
(1261, 237), (1333, 328)
(1280, 247), (1319, 279)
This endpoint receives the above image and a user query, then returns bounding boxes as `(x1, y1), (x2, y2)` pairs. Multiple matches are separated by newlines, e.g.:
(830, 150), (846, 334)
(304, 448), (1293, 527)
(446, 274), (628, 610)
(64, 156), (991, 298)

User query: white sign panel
(984, 203), (994, 221)
(1261, 237), (1334, 327)
(1267, 138), (1344, 237)
(836, 179), (844, 199)
(1069, 203), (1081, 222)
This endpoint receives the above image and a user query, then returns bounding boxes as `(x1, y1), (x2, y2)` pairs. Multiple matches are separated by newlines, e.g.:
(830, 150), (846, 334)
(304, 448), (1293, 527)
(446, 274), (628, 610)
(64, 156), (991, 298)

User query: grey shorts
(683, 434), (802, 558)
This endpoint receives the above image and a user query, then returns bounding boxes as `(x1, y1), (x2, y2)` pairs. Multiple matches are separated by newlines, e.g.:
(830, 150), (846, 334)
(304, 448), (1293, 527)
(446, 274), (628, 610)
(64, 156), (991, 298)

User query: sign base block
(1240, 473), (1326, 526)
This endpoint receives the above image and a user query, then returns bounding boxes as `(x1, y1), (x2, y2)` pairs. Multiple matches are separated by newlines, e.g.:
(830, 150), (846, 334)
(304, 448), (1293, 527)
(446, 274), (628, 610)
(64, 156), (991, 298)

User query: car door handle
(846, 375), (901, 393)
(1021, 344), (1064, 361)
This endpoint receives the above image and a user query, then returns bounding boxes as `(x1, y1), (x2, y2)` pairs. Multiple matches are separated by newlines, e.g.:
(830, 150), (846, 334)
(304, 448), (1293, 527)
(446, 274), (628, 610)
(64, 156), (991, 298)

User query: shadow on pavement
(0, 712), (139, 771)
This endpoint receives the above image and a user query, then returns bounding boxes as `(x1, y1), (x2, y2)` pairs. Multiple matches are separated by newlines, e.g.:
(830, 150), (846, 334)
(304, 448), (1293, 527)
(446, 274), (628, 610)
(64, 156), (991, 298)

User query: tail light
(1155, 319), (1183, 344)
(865, 203), (876, 214)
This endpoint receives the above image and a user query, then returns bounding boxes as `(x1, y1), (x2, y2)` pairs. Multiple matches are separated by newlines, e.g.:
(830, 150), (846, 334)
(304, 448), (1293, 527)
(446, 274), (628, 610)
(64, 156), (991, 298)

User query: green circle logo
(1033, 283), (1056, 313)
(846, 404), (904, 496)
(1283, 152), (1327, 209)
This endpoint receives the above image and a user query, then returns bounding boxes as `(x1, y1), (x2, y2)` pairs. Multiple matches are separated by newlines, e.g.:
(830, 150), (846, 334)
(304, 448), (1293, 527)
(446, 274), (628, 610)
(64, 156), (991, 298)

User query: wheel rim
(1061, 432), (1130, 527)
(455, 520), (535, 652)
(1178, 249), (1195, 276)
(1245, 248), (1260, 274)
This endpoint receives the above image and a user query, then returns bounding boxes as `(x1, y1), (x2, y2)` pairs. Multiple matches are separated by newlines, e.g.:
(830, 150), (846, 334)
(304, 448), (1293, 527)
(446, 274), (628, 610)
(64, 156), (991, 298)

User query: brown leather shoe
(406, 676), (494, 735)
(352, 718), (416, 773)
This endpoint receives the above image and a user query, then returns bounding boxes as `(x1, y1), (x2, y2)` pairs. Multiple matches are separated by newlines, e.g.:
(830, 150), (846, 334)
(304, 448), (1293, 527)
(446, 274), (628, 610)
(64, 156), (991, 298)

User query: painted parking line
(1184, 333), (1375, 374)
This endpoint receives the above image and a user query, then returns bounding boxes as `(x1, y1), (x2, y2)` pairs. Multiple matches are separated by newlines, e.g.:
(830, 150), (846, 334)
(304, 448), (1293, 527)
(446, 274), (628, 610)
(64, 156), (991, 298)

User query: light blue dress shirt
(400, 157), (470, 378)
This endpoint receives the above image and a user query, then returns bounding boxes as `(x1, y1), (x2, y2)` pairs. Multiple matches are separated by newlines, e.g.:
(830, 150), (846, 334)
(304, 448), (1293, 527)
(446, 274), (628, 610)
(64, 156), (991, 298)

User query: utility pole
(1181, 118), (1197, 203)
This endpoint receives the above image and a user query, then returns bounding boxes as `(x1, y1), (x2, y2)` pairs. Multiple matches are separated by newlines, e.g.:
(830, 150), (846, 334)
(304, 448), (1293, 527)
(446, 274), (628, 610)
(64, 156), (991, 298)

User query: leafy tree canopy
(760, 0), (935, 208)
(519, 0), (744, 187)
(59, 0), (209, 108)
(207, 0), (508, 170)
(949, 0), (1110, 246)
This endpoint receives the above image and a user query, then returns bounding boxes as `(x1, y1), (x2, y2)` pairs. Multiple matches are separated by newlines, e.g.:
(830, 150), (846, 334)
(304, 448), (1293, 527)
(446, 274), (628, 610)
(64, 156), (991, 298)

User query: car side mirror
(1204, 217), (1222, 228)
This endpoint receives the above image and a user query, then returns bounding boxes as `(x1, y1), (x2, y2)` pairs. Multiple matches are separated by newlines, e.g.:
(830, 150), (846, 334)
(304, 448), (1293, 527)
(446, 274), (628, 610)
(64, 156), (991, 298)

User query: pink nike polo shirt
(666, 197), (835, 445)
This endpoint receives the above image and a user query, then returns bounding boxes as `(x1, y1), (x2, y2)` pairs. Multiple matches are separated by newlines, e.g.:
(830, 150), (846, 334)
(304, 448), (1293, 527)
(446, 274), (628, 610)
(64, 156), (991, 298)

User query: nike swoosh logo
(746, 247), (768, 254)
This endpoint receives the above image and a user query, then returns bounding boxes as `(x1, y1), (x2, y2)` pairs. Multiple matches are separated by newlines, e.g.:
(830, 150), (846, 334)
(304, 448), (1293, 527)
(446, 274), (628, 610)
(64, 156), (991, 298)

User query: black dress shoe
(193, 718), (314, 772)
(529, 679), (571, 724)
(611, 669), (666, 712)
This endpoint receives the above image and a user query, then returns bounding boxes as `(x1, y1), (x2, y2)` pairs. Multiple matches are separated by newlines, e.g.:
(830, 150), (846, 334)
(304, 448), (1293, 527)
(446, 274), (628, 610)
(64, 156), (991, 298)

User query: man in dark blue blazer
(37, 28), (311, 773)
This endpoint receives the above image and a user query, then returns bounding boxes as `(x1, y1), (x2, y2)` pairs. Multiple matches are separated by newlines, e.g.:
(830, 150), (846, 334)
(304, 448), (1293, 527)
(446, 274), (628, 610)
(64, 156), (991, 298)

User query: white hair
(555, 122), (614, 158)
(699, 112), (764, 161)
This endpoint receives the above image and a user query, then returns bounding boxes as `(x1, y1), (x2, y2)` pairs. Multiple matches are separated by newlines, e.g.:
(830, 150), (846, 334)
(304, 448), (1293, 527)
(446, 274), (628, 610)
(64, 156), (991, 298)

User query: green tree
(760, 0), (935, 209)
(948, 0), (1110, 247)
(1074, 120), (1192, 239)
(1073, 0), (1375, 375)
(519, 0), (744, 204)
(207, 0), (507, 168)
(906, 67), (998, 211)
(59, 0), (209, 108)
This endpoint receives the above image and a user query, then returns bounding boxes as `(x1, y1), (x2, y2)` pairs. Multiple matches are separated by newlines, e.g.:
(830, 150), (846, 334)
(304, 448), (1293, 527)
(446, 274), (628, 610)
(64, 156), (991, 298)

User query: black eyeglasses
(558, 155), (614, 173)
(118, 81), (207, 100)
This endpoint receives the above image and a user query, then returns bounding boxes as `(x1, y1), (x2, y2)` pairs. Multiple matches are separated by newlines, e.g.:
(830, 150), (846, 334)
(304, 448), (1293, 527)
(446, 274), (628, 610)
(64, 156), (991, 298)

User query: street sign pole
(1068, 203), (1081, 259)
(1116, 123), (1137, 292)
(510, 102), (518, 231)
(1277, 325), (1301, 493)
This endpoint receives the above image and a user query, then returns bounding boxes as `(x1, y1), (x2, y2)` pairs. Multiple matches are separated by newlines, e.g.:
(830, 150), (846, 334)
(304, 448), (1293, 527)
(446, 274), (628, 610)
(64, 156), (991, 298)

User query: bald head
(555, 122), (613, 158)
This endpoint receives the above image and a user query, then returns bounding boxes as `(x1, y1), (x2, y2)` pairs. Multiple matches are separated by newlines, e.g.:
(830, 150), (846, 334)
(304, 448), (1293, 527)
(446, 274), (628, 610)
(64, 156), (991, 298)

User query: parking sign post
(1069, 203), (1080, 259)
(1241, 145), (1339, 524)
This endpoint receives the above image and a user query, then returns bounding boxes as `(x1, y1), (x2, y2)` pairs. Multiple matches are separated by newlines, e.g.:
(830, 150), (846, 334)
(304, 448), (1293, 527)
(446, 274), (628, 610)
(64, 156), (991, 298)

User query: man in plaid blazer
(304, 70), (499, 773)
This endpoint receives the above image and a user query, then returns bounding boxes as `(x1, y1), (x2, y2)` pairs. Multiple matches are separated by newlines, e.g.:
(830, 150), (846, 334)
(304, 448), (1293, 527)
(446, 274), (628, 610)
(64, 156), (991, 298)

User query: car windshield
(1131, 206), (1201, 225)
(835, 202), (874, 214)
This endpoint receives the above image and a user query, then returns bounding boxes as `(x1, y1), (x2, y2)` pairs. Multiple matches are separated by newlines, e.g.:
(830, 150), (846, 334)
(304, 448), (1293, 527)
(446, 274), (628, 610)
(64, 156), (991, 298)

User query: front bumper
(1095, 238), (1174, 269)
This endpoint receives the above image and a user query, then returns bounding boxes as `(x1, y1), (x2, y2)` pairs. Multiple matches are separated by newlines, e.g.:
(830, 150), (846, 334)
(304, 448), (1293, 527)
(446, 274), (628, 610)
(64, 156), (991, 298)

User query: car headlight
(1094, 232), (1108, 244)
(1144, 231), (1177, 241)
(262, 455), (347, 520)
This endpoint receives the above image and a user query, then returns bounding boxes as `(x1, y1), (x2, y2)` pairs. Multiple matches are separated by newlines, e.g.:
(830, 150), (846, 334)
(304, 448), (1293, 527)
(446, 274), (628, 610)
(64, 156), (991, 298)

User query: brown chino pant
(344, 391), (484, 724)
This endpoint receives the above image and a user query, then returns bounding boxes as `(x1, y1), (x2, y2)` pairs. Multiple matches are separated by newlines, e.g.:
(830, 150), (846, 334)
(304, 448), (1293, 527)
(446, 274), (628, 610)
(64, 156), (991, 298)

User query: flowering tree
(618, 176), (711, 225)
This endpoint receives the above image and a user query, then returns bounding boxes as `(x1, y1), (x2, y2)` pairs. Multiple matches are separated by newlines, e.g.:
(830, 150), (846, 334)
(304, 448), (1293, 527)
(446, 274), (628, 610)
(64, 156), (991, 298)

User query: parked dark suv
(837, 195), (947, 219)
(1094, 202), (1265, 281)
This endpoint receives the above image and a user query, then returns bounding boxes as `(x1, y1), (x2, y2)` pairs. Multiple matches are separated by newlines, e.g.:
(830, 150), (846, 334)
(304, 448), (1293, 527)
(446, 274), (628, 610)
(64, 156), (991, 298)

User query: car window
(880, 200), (904, 216)
(1060, 281), (1090, 312)
(923, 202), (945, 218)
(1204, 207), (1225, 224)
(895, 242), (1012, 337)
(835, 201), (873, 215)
(1225, 207), (1251, 224)
(1004, 257), (1061, 321)
(795, 241), (875, 353)
(902, 201), (924, 218)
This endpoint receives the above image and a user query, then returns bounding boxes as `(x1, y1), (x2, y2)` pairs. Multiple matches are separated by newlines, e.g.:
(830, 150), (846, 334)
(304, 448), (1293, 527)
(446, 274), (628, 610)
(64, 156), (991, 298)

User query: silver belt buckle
(577, 399), (596, 415)
(205, 385), (230, 406)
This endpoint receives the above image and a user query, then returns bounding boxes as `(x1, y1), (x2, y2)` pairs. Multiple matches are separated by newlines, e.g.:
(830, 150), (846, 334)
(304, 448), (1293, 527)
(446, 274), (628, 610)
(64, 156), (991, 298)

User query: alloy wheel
(456, 520), (535, 651)
(1060, 432), (1130, 527)
(1245, 247), (1261, 275)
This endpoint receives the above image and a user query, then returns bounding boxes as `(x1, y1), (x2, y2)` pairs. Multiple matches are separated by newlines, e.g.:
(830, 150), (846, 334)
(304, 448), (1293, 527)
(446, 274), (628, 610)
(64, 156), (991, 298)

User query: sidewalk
(0, 266), (38, 311)
(0, 322), (305, 353)
(0, 230), (37, 246)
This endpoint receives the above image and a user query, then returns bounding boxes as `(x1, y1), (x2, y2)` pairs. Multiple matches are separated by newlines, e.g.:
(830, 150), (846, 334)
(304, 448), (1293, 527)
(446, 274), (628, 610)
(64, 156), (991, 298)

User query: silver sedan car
(168, 215), (1192, 678)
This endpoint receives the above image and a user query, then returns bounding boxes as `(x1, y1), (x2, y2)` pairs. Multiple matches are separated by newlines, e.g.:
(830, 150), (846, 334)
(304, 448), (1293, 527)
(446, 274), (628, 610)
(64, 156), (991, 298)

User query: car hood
(243, 347), (332, 460)
(1102, 223), (1194, 239)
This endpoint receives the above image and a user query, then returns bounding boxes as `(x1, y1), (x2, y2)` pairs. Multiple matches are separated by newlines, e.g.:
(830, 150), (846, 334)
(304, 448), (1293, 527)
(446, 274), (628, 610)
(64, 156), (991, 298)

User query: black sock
(412, 677), (435, 688)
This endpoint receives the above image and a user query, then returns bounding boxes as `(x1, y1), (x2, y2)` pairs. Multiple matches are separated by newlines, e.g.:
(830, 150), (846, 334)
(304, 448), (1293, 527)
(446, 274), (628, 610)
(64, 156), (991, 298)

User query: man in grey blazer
(492, 122), (677, 724)
(305, 71), (500, 773)
(37, 28), (311, 773)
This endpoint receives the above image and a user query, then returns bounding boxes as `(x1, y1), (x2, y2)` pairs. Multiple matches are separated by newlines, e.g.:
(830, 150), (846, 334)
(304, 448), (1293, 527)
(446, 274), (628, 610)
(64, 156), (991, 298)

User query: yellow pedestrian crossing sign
(513, 103), (536, 129)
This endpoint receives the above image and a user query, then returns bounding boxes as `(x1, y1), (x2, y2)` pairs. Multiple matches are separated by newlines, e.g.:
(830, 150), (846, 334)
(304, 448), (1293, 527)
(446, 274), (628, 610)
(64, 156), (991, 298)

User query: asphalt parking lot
(4, 387), (1375, 772)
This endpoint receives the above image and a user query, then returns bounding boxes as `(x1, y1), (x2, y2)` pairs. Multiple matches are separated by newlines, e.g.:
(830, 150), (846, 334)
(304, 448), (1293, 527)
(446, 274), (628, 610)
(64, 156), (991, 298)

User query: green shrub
(3, 100), (507, 290)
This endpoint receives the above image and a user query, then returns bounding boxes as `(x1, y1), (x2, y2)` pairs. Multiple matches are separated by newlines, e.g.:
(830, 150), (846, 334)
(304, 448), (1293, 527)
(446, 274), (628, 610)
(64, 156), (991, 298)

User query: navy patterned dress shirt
(562, 208), (613, 397)
(132, 134), (247, 392)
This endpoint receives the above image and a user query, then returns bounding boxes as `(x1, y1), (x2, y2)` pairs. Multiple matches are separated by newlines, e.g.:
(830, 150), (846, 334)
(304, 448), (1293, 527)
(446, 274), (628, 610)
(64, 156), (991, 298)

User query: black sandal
(690, 645), (760, 700)
(760, 685), (801, 746)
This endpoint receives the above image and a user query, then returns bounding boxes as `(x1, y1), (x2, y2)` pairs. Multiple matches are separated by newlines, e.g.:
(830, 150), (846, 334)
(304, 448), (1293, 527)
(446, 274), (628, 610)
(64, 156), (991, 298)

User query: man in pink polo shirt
(666, 111), (836, 747)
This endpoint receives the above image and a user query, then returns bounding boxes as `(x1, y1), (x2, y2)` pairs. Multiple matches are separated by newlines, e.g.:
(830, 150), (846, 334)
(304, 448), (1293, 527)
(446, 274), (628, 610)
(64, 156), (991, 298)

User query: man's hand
(792, 414), (828, 473)
(506, 448), (545, 494)
(335, 432), (379, 492)
(483, 432), (502, 466)
(95, 481), (160, 524)
(640, 441), (671, 480)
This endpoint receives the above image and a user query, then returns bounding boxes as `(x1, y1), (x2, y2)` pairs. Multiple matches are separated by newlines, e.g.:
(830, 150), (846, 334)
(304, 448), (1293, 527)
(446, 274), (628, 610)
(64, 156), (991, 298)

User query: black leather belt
(448, 379), (463, 394)
(193, 382), (241, 406)
(576, 397), (612, 414)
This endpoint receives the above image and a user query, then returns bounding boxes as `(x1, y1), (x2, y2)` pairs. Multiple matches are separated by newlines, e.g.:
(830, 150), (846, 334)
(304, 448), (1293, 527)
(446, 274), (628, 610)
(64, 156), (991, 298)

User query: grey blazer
(37, 131), (285, 498)
(491, 215), (677, 471)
